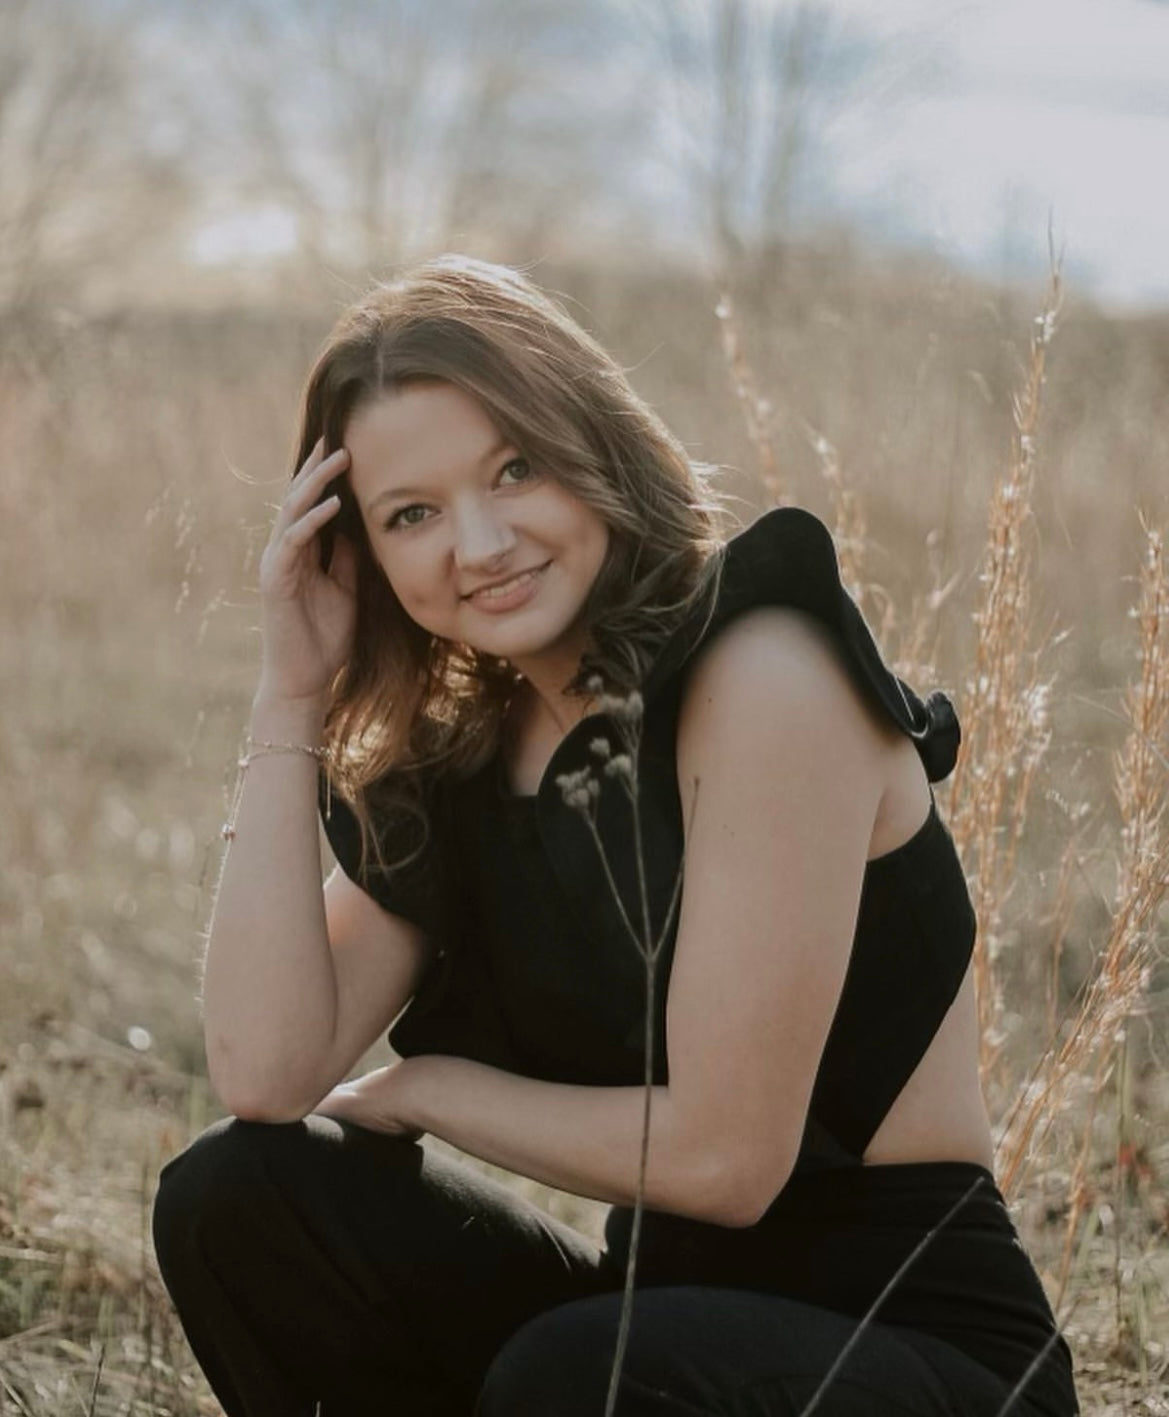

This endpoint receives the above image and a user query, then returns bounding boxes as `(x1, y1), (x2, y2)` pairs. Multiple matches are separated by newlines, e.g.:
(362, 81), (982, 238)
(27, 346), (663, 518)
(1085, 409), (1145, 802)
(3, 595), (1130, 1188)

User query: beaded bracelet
(221, 738), (332, 842)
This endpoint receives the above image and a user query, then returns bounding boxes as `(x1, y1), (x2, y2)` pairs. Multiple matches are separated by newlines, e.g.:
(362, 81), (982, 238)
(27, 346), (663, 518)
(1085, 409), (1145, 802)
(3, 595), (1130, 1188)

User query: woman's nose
(452, 500), (517, 570)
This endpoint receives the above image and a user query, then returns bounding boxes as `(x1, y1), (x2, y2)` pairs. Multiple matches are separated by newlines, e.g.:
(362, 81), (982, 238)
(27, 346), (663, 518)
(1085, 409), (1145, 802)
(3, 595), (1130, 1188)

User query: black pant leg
(152, 1113), (613, 1417)
(477, 1287), (1029, 1417)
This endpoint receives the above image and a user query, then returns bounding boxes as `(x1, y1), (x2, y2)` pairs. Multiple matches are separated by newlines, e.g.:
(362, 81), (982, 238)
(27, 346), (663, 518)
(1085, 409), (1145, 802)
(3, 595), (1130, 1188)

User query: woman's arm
(202, 439), (431, 1121)
(320, 607), (892, 1225)
(202, 691), (431, 1122)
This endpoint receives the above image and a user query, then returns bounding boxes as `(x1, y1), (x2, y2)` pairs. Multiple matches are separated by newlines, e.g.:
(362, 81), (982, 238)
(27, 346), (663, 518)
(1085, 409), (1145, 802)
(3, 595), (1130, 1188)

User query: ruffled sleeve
(318, 767), (523, 1068)
(317, 771), (447, 939)
(641, 506), (961, 783)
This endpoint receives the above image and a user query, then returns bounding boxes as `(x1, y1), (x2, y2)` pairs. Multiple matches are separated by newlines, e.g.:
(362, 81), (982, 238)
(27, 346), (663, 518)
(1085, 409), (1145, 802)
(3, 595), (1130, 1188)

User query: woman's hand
(256, 437), (359, 705)
(312, 1063), (425, 1141)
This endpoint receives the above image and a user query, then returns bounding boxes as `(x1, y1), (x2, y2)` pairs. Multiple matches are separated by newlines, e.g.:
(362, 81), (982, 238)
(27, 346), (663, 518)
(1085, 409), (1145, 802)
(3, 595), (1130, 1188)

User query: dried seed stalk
(947, 267), (1062, 1080)
(803, 421), (866, 602)
(556, 686), (687, 1417)
(715, 291), (786, 506)
(995, 518), (1169, 1206)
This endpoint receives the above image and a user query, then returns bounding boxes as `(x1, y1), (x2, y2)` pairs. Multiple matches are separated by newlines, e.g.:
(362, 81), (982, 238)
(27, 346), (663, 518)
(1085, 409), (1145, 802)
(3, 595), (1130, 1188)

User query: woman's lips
(464, 562), (550, 613)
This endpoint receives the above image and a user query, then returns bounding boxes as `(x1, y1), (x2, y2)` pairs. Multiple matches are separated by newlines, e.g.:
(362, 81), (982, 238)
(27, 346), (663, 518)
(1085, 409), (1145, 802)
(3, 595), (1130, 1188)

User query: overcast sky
(190, 0), (1169, 311)
(818, 0), (1169, 308)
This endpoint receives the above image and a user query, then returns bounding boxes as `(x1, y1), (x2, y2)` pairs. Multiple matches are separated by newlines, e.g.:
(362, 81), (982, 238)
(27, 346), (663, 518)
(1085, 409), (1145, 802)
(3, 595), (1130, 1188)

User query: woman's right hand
(255, 438), (359, 705)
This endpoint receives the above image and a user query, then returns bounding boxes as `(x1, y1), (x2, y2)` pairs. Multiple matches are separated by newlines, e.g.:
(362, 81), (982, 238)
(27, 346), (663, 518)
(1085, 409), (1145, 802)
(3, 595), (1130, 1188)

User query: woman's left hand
(312, 1063), (424, 1140)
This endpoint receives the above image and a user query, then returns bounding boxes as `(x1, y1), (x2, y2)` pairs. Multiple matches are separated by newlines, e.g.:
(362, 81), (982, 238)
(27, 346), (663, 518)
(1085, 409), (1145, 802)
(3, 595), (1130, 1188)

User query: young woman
(152, 255), (1079, 1416)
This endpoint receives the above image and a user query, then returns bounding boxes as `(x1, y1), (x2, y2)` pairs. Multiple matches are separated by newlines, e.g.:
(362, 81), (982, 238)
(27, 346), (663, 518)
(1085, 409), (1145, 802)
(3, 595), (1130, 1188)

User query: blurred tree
(198, 0), (620, 276)
(0, 0), (192, 315)
(641, 0), (875, 280)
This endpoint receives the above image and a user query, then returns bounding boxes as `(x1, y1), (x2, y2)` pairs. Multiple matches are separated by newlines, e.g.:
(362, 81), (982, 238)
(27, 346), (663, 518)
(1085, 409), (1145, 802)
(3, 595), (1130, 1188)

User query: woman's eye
(383, 462), (533, 530)
(499, 458), (536, 486)
(386, 504), (430, 531)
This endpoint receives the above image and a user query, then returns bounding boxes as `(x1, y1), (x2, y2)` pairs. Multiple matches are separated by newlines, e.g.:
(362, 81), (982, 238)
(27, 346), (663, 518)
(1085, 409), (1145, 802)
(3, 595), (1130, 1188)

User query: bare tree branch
(0, 0), (193, 313)
(198, 0), (616, 275)
(643, 0), (874, 277)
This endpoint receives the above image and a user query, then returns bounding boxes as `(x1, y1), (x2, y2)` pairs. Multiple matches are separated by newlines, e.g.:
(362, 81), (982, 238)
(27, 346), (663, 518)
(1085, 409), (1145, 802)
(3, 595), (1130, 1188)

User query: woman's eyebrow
(364, 435), (514, 514)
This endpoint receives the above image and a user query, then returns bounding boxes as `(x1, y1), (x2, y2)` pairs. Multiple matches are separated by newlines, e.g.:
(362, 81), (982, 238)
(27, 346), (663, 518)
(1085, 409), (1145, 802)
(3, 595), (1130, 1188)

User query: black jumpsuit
(152, 507), (1079, 1416)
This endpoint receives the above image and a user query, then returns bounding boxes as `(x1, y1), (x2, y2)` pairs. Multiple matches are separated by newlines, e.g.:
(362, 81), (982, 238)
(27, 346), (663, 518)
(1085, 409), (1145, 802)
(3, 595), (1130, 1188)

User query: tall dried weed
(718, 257), (1167, 1401)
(946, 264), (1062, 1081)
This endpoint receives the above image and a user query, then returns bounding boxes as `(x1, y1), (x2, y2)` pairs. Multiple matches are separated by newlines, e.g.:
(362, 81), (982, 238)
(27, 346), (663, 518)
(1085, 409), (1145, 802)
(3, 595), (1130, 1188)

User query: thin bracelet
(221, 739), (332, 842)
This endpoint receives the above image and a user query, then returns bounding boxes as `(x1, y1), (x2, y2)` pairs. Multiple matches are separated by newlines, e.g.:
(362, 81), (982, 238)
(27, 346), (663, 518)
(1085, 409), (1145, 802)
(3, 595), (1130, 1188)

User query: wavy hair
(294, 255), (728, 875)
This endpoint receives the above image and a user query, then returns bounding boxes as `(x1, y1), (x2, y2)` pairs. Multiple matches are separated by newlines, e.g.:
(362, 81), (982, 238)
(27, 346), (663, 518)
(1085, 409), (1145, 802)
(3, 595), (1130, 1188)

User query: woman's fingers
(274, 446), (349, 535)
(279, 494), (341, 554)
(260, 493), (342, 596)
(255, 441), (358, 697)
(295, 435), (327, 484)
(281, 435), (327, 505)
(294, 446), (349, 501)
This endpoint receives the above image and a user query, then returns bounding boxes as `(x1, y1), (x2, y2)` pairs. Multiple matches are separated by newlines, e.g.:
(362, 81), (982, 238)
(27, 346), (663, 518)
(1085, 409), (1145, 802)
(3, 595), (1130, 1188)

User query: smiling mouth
(463, 563), (550, 603)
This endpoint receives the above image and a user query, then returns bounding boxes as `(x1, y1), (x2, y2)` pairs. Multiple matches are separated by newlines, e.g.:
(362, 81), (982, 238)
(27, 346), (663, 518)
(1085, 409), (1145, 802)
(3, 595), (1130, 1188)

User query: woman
(152, 255), (1078, 1416)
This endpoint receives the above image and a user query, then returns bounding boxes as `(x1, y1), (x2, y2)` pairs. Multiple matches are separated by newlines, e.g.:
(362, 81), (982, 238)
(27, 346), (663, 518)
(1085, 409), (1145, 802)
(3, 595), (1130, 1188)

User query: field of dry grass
(1, 249), (1167, 1413)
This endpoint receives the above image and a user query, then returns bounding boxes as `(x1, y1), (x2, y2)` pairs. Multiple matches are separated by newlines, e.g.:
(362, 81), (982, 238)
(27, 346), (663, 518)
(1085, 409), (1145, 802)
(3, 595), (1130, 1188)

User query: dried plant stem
(1113, 1037), (1131, 1344)
(1114, 519), (1169, 899)
(1044, 845), (1078, 1043)
(893, 533), (963, 688)
(997, 839), (1168, 1203)
(601, 800), (688, 1417)
(802, 421), (866, 601)
(713, 289), (873, 622)
(994, 1321), (1078, 1417)
(560, 695), (689, 1417)
(573, 804), (666, 1417)
(947, 264), (1062, 1081)
(86, 1342), (107, 1416)
(798, 1176), (986, 1417)
(996, 519), (1169, 1203)
(1054, 1087), (1103, 1310)
(603, 951), (657, 1417)
(715, 291), (786, 505)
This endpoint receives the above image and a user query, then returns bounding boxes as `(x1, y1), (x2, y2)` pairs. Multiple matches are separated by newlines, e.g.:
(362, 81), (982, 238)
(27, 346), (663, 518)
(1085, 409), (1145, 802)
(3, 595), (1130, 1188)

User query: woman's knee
(478, 1293), (682, 1417)
(477, 1288), (857, 1417)
(151, 1112), (423, 1274)
(480, 1293), (744, 1416)
(479, 1296), (607, 1416)
(153, 1116), (299, 1274)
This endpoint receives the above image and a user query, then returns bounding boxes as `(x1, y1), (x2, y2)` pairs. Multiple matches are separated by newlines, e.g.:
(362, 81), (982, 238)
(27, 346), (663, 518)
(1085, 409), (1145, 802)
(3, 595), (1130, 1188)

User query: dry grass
(717, 255), (1169, 1412)
(1, 248), (1167, 1412)
(947, 262), (1062, 1080)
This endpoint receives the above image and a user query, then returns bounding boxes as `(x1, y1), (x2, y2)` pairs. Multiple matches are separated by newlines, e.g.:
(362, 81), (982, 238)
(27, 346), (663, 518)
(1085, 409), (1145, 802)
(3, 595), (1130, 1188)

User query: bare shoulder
(676, 605), (901, 777)
(675, 606), (932, 858)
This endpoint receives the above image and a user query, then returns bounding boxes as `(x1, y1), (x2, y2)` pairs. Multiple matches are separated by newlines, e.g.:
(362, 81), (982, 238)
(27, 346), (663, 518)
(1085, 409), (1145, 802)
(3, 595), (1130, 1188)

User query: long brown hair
(294, 255), (727, 873)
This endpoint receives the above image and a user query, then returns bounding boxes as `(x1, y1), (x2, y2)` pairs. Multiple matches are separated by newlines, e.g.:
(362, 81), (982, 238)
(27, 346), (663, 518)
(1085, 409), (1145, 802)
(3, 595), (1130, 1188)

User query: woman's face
(344, 381), (610, 684)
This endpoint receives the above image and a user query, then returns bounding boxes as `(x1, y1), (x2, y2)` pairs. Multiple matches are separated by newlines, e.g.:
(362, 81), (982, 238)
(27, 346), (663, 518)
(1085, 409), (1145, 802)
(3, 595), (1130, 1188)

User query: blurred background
(2, 0), (1168, 1410)
(6, 0), (1169, 310)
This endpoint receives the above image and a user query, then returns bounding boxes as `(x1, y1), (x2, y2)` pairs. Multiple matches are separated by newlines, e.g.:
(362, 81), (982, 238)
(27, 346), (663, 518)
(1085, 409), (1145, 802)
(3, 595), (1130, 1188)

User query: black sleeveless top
(320, 507), (1078, 1415)
(321, 505), (975, 1167)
